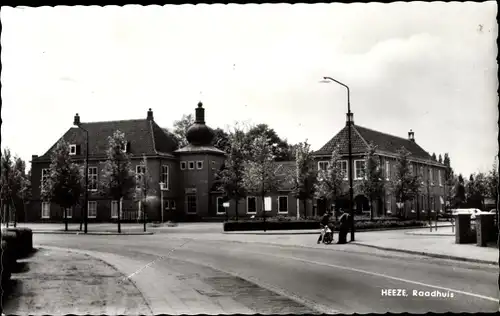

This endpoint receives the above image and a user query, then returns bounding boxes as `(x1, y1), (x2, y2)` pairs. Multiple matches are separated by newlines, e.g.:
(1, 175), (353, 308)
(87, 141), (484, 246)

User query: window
(88, 167), (98, 191)
(120, 141), (128, 153)
(385, 161), (390, 180)
(65, 207), (72, 218)
(164, 200), (170, 210)
(69, 144), (77, 156)
(88, 201), (97, 218)
(161, 165), (169, 190)
(188, 161), (195, 170)
(420, 166), (424, 184)
(216, 197), (226, 215)
(111, 200), (119, 218)
(41, 202), (50, 218)
(438, 170), (442, 186)
(429, 168), (433, 185)
(354, 160), (366, 180)
(278, 196), (288, 214)
(318, 161), (329, 171)
(180, 161), (187, 170)
(336, 160), (348, 180)
(247, 196), (257, 214)
(171, 200), (176, 210)
(136, 165), (145, 188)
(41, 168), (50, 189)
(196, 161), (204, 170)
(186, 195), (197, 214)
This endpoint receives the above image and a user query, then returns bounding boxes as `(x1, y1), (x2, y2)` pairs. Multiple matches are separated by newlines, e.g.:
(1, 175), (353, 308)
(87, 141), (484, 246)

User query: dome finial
(198, 101), (203, 108)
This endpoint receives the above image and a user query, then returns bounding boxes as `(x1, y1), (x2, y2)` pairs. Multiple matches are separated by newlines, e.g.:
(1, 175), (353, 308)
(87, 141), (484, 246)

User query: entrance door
(186, 194), (197, 214)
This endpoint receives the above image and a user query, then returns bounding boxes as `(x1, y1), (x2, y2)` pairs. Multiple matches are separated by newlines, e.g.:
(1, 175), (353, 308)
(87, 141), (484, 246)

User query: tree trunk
(118, 197), (122, 234)
(416, 196), (420, 220)
(64, 207), (68, 231)
(12, 199), (17, 228)
(262, 194), (266, 232)
(303, 199), (307, 219)
(235, 199), (239, 222)
(6, 204), (9, 228)
(370, 199), (374, 221)
(143, 200), (147, 232)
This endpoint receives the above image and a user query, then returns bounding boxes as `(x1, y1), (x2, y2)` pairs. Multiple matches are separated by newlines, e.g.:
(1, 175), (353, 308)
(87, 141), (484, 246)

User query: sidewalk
(4, 223), (154, 235)
(2, 247), (152, 315)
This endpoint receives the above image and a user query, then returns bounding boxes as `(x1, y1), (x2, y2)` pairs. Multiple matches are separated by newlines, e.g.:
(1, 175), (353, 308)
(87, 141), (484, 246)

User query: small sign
(223, 202), (230, 208)
(264, 197), (272, 211)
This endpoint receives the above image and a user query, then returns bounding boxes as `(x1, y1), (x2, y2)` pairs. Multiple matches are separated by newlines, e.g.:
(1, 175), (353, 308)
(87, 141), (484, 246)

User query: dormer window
(69, 144), (77, 156)
(188, 161), (195, 170)
(180, 161), (187, 170)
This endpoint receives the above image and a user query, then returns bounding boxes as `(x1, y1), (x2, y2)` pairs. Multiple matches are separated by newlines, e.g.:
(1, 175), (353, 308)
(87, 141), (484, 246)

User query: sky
(1, 2), (498, 176)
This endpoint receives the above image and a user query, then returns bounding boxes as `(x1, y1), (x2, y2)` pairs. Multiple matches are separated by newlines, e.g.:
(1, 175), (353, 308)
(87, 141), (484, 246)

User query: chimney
(147, 108), (154, 121)
(408, 129), (415, 142)
(346, 112), (354, 126)
(195, 101), (205, 124)
(73, 113), (81, 126)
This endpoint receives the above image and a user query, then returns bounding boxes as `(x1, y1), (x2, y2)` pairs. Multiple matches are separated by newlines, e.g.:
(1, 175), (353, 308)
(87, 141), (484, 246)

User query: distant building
(29, 105), (447, 222)
(312, 113), (448, 218)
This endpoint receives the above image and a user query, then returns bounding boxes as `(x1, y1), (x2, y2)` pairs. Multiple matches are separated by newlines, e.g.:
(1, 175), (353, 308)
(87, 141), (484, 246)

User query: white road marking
(228, 247), (499, 303)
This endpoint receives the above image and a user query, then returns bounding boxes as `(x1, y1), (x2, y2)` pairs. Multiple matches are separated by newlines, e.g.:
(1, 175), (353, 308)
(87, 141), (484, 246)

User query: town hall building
(29, 103), (447, 222)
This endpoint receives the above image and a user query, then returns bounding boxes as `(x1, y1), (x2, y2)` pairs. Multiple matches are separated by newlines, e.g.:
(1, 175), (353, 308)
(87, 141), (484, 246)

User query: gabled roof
(314, 124), (435, 162)
(38, 119), (178, 160)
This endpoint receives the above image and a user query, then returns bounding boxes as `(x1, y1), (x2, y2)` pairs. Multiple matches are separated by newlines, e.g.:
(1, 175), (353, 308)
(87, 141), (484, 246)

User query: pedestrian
(337, 208), (350, 244)
(317, 211), (333, 244)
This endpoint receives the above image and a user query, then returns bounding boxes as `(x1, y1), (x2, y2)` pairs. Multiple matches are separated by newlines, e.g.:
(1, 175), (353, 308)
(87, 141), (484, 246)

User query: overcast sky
(1, 2), (498, 176)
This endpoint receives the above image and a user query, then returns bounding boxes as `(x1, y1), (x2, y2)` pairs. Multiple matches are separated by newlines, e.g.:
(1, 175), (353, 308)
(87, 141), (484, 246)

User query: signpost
(223, 202), (230, 221)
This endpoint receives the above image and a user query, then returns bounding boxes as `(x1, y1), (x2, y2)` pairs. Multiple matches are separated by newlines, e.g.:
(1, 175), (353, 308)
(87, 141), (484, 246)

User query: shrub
(1, 240), (14, 286)
(1, 228), (34, 259)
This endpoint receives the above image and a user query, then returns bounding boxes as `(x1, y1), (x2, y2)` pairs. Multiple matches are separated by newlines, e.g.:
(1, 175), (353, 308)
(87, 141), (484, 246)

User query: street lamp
(73, 113), (88, 234)
(159, 182), (166, 223)
(320, 76), (355, 242)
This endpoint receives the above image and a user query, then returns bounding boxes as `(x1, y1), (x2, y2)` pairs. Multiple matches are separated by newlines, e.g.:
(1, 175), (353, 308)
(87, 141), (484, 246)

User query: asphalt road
(33, 232), (498, 314)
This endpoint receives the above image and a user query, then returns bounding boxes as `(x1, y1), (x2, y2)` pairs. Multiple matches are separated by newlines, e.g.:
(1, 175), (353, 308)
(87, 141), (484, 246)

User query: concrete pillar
(455, 213), (472, 244)
(476, 213), (495, 247)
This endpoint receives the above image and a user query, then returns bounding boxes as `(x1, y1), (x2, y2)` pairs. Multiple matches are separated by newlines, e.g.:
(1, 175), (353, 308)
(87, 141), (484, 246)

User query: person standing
(337, 208), (350, 244)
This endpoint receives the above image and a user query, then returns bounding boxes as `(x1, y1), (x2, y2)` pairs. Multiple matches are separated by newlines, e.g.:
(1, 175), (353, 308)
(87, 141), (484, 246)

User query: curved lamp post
(73, 113), (88, 234)
(320, 76), (355, 242)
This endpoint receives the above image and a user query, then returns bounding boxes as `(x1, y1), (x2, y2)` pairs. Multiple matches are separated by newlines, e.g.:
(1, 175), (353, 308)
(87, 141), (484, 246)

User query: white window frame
(317, 161), (330, 172)
(111, 200), (119, 219)
(171, 200), (176, 210)
(196, 161), (204, 170)
(438, 169), (442, 186)
(136, 164), (145, 189)
(180, 161), (187, 170)
(188, 161), (195, 170)
(69, 144), (77, 156)
(420, 166), (424, 184)
(354, 159), (366, 180)
(88, 167), (98, 192)
(164, 200), (170, 210)
(246, 196), (257, 214)
(429, 168), (434, 186)
(278, 196), (289, 214)
(137, 200), (142, 219)
(41, 202), (50, 219)
(161, 165), (169, 191)
(186, 195), (197, 214)
(338, 160), (348, 180)
(41, 168), (50, 187)
(120, 141), (128, 153)
(65, 207), (73, 218)
(385, 161), (390, 180)
(88, 201), (97, 218)
(216, 197), (226, 215)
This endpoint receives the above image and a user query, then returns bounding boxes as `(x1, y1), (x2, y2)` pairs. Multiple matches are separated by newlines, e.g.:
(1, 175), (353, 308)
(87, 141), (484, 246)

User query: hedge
(223, 219), (428, 232)
(1, 240), (14, 287)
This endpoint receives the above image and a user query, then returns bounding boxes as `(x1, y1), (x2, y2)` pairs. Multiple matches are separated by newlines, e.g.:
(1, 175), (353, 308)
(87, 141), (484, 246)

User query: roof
(314, 124), (436, 162)
(174, 144), (226, 155)
(38, 118), (178, 160)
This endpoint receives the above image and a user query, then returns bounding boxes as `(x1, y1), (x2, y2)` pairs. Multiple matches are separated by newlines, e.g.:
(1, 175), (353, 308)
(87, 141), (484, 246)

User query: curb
(405, 232), (454, 236)
(223, 224), (454, 235)
(32, 231), (154, 235)
(351, 242), (498, 265)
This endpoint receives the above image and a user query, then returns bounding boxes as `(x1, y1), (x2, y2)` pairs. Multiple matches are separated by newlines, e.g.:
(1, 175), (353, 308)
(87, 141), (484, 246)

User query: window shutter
(76, 145), (82, 155)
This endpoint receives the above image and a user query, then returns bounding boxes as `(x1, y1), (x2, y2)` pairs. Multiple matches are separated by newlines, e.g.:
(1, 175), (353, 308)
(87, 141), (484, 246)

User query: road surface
(32, 232), (498, 314)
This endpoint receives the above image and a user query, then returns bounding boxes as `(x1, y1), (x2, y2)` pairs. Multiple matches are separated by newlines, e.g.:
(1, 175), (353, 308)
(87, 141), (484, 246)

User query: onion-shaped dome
(185, 102), (215, 146)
